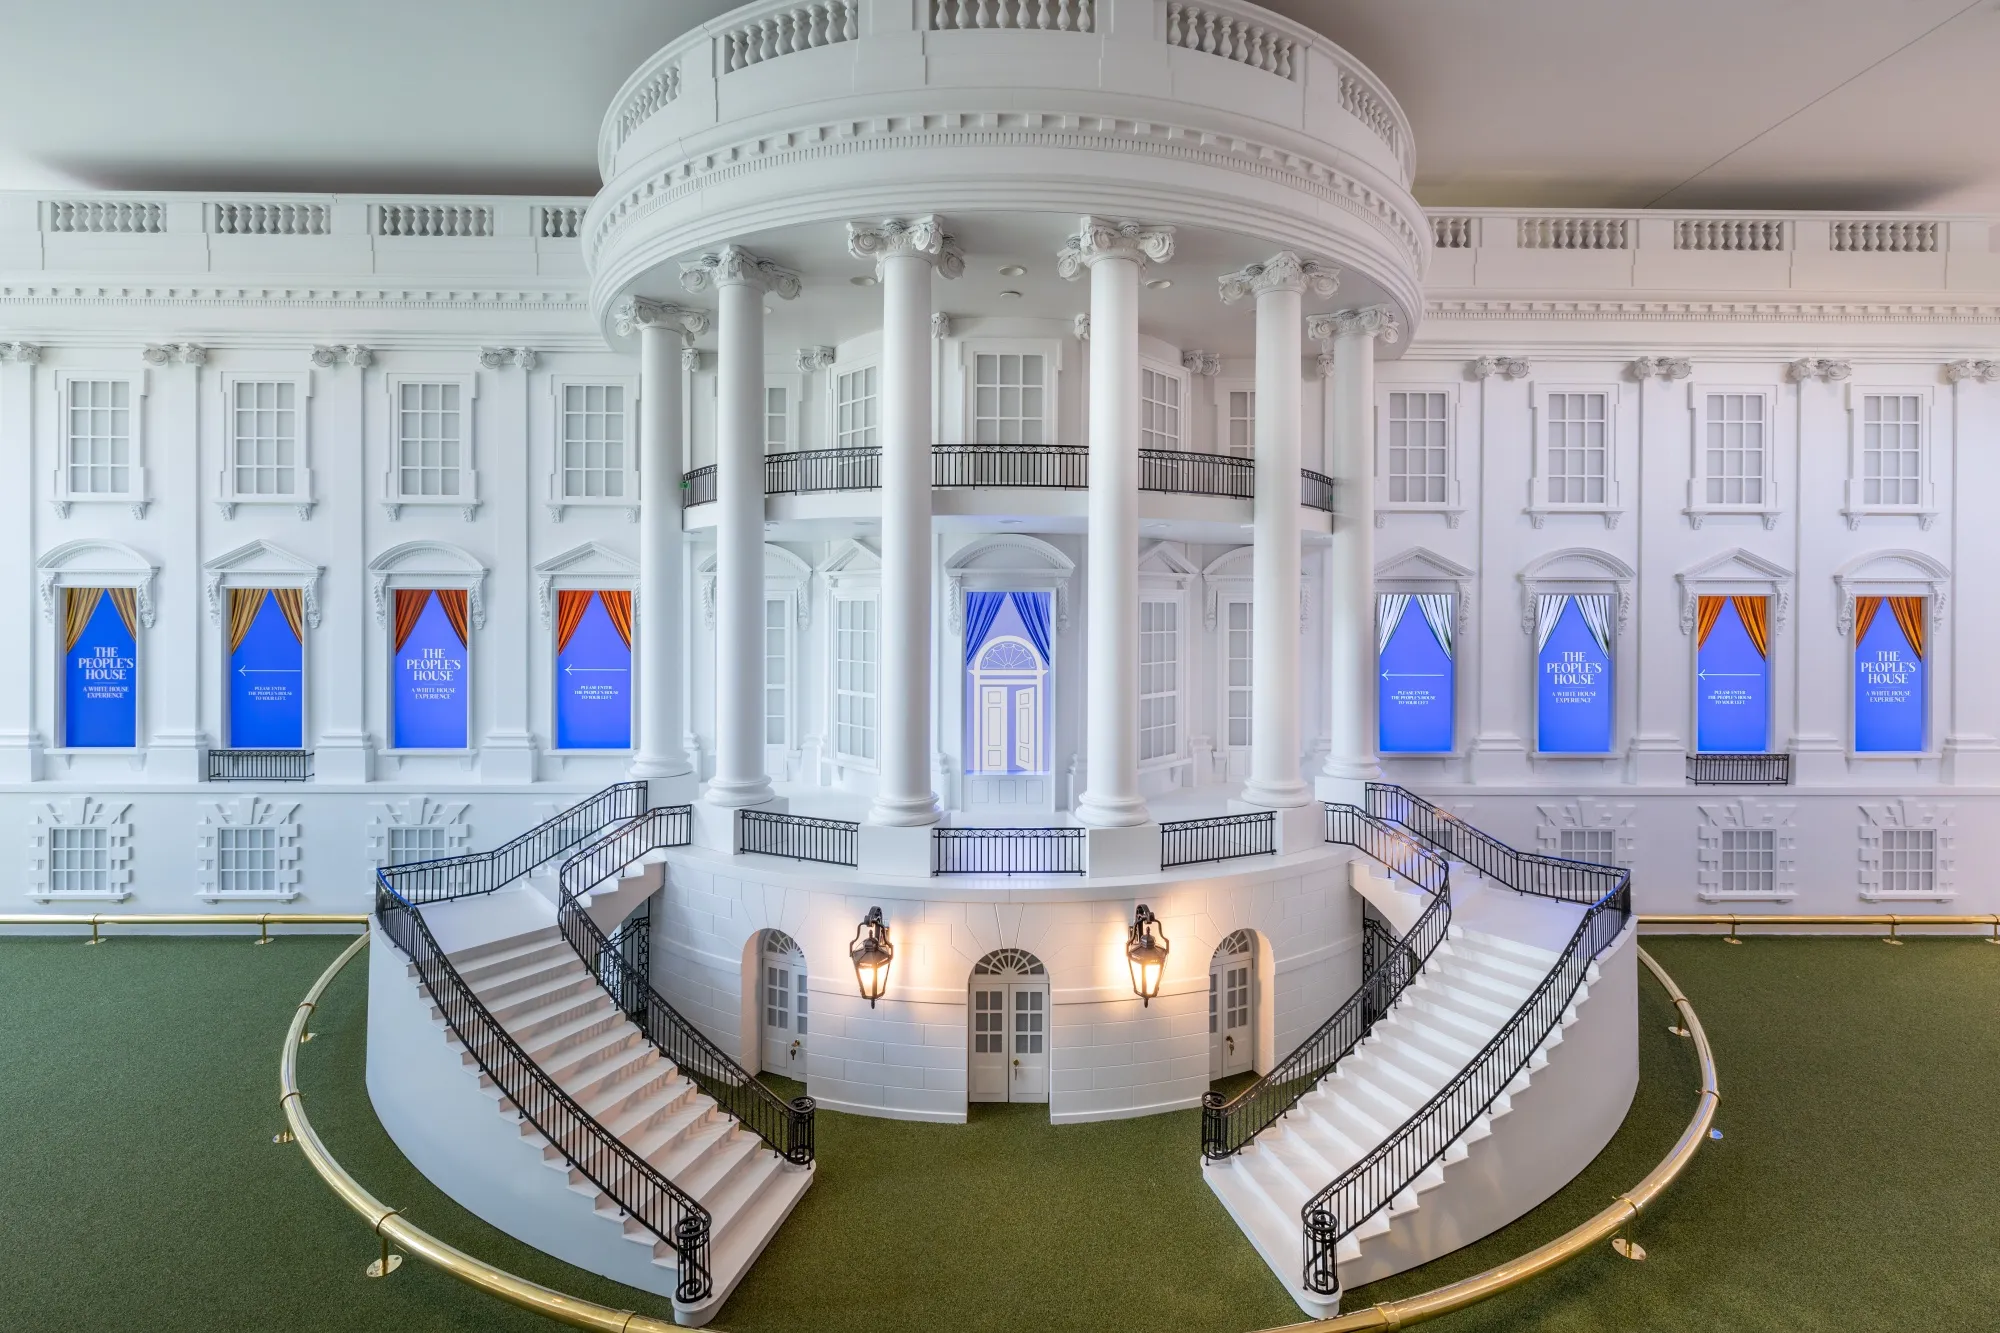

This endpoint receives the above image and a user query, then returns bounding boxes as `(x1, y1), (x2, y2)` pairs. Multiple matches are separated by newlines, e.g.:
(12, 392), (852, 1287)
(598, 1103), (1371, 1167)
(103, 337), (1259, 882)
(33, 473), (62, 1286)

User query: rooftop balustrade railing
(1160, 810), (1275, 868)
(738, 809), (860, 867)
(207, 748), (313, 782)
(932, 826), (1085, 874)
(1686, 753), (1792, 786)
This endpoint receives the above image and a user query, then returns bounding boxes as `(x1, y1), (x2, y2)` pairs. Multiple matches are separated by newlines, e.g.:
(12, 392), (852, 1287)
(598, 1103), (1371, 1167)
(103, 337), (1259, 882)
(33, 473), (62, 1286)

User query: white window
(216, 825), (280, 896)
(1718, 828), (1776, 896)
(385, 376), (479, 516)
(559, 384), (627, 499)
(765, 965), (791, 1029)
(1702, 393), (1765, 507)
(833, 596), (877, 763)
(834, 366), (878, 451)
(54, 374), (148, 514)
(1384, 390), (1451, 505)
(1557, 828), (1618, 865)
(1141, 366), (1183, 451)
(1843, 388), (1935, 526)
(1139, 599), (1179, 762)
(387, 825), (451, 865)
(764, 597), (790, 747)
(1544, 392), (1608, 504)
(972, 353), (1047, 445)
(1225, 601), (1253, 749)
(49, 826), (112, 896)
(1879, 827), (1937, 896)
(230, 380), (298, 496)
(1224, 388), (1255, 458)
(765, 386), (789, 451)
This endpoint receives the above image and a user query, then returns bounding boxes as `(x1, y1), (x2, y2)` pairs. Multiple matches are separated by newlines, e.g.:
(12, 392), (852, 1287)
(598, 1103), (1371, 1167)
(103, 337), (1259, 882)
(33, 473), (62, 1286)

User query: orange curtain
(1853, 595), (1881, 646)
(555, 590), (593, 654)
(1890, 596), (1927, 660)
(106, 588), (140, 639)
(436, 589), (471, 648)
(393, 589), (431, 653)
(1732, 595), (1769, 659)
(228, 588), (266, 654)
(600, 590), (632, 650)
(271, 588), (306, 644)
(1696, 595), (1726, 647)
(63, 587), (103, 653)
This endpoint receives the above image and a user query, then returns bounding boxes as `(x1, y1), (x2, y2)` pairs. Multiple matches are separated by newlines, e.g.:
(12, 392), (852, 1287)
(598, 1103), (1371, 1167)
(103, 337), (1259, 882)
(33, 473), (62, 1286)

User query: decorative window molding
(366, 796), (472, 867)
(1216, 379), (1255, 458)
(382, 374), (479, 520)
(1137, 543), (1200, 769)
(829, 360), (880, 451)
(1684, 383), (1779, 530)
(51, 371), (149, 518)
(959, 339), (1062, 446)
(1518, 547), (1634, 638)
(1695, 798), (1797, 902)
(203, 540), (324, 630)
(216, 372), (314, 519)
(1857, 799), (1955, 902)
(28, 797), (134, 902)
(819, 538), (882, 766)
(533, 542), (639, 626)
(1842, 385), (1937, 530)
(1376, 384), (1462, 526)
(1376, 546), (1475, 640)
(547, 376), (638, 522)
(700, 543), (812, 632)
(196, 795), (302, 902)
(367, 541), (487, 630)
(1831, 549), (1949, 636)
(1534, 797), (1635, 867)
(1139, 357), (1188, 451)
(36, 538), (159, 628)
(1675, 548), (1792, 638)
(1527, 383), (1622, 529)
(944, 534), (1074, 635)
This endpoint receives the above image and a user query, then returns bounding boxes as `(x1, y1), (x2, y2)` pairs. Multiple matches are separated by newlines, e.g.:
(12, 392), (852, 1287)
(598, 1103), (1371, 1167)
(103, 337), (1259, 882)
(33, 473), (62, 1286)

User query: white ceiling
(5, 0), (2000, 212)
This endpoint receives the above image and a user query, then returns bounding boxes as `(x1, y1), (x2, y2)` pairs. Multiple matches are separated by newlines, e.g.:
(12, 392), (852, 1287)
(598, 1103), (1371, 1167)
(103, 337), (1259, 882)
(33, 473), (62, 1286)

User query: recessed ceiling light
(850, 275), (877, 287)
(1238, 523), (1254, 530)
(1000, 518), (1024, 526)
(999, 264), (1026, 277)
(1000, 289), (1023, 299)
(1146, 278), (1173, 290)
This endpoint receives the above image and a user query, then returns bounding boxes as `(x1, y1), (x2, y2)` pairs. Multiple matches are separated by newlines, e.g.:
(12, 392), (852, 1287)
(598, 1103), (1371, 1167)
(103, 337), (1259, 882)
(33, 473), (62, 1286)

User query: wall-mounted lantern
(849, 906), (894, 1008)
(1126, 903), (1170, 1006)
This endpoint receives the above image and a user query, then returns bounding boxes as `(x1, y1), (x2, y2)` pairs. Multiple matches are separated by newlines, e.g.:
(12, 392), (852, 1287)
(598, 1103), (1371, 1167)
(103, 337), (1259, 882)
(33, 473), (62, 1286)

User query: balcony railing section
(1160, 811), (1275, 868)
(684, 464), (716, 506)
(933, 444), (1086, 489)
(1686, 753), (1792, 786)
(932, 826), (1085, 874)
(1139, 448), (1254, 499)
(1301, 468), (1336, 513)
(379, 781), (647, 907)
(767, 447), (880, 495)
(557, 806), (815, 1166)
(208, 748), (313, 782)
(739, 809), (859, 867)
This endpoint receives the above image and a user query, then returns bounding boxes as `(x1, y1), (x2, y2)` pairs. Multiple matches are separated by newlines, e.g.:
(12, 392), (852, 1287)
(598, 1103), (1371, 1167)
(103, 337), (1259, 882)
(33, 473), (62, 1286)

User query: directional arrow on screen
(237, 666), (301, 676)
(1697, 671), (1761, 680)
(1381, 672), (1444, 679)
(564, 664), (629, 675)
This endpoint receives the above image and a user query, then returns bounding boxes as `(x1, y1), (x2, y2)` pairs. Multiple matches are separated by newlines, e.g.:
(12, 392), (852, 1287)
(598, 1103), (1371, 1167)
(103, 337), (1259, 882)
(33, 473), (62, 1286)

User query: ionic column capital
(1218, 252), (1339, 304)
(614, 295), (712, 340)
(797, 345), (836, 373)
(1307, 305), (1402, 346)
(1946, 358), (2000, 383)
(1471, 355), (1530, 380)
(1182, 350), (1221, 376)
(1787, 357), (1851, 383)
(1629, 356), (1691, 382)
(0, 341), (44, 364)
(679, 245), (801, 299)
(847, 215), (965, 279)
(1057, 215), (1175, 279)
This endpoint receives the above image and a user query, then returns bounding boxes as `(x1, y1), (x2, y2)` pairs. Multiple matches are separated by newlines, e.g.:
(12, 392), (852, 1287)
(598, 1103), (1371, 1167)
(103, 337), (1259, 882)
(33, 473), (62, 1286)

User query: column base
(0, 732), (44, 782)
(866, 791), (943, 828)
(1075, 789), (1152, 828)
(857, 823), (934, 876)
(688, 795), (789, 853)
(313, 734), (373, 784)
(1942, 736), (2000, 784)
(629, 750), (693, 781)
(148, 733), (207, 783)
(481, 733), (538, 784)
(1238, 777), (1311, 810)
(701, 776), (778, 808)
(1084, 822), (1161, 877)
(1627, 734), (1685, 786)
(1230, 799), (1326, 855)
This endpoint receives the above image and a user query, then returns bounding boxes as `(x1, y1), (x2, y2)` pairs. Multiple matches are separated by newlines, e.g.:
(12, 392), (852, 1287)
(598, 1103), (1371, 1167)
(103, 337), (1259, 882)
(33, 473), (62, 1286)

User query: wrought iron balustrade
(1160, 810), (1276, 868)
(1139, 447), (1255, 498)
(208, 748), (313, 781)
(1301, 468), (1336, 513)
(932, 826), (1085, 874)
(377, 781), (647, 907)
(767, 447), (881, 494)
(1686, 752), (1791, 786)
(932, 443), (1087, 488)
(684, 464), (716, 506)
(738, 809), (859, 867)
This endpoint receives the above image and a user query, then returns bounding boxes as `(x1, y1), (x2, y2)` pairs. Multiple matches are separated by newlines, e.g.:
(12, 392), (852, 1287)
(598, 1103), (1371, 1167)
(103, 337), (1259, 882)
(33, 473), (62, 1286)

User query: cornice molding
(612, 295), (710, 341)
(846, 215), (965, 278)
(0, 285), (586, 311)
(679, 244), (801, 298)
(1057, 216), (1176, 278)
(1428, 298), (2000, 325)
(1218, 251), (1339, 304)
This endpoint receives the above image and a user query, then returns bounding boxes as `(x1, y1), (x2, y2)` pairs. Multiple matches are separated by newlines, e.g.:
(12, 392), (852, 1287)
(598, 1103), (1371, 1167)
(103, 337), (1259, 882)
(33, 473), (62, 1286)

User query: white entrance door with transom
(760, 930), (808, 1076)
(1209, 930), (1255, 1079)
(967, 948), (1049, 1103)
(1220, 598), (1253, 781)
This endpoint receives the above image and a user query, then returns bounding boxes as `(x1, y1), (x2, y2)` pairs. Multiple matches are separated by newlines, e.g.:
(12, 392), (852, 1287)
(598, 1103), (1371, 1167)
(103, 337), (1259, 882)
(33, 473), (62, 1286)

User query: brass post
(1723, 915), (1741, 944)
(257, 914), (273, 946)
(1884, 916), (1904, 945)
(86, 915), (103, 946)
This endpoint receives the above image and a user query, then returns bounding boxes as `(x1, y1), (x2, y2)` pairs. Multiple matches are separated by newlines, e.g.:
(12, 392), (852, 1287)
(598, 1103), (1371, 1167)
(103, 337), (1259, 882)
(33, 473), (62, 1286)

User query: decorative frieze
(1217, 251), (1339, 303)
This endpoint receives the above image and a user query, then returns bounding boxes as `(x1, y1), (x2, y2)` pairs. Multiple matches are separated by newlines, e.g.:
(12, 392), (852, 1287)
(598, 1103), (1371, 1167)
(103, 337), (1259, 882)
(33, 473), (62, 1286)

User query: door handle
(1225, 1035), (1235, 1054)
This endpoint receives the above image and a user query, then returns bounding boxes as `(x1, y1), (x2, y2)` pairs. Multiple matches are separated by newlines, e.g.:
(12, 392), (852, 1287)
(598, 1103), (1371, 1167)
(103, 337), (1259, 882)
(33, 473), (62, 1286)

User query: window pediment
(367, 540), (487, 629)
(1675, 547), (1793, 636)
(1518, 547), (1634, 636)
(535, 542), (638, 625)
(37, 539), (158, 627)
(203, 540), (324, 628)
(1832, 549), (1948, 634)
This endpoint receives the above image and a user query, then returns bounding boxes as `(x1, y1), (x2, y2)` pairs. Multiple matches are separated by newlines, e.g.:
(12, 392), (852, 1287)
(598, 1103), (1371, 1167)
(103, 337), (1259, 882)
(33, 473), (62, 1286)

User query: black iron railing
(1139, 448), (1255, 498)
(208, 748), (313, 781)
(1200, 803), (1450, 1161)
(932, 826), (1085, 874)
(379, 782), (647, 907)
(1289, 783), (1635, 1298)
(1686, 753), (1792, 786)
(739, 809), (859, 867)
(933, 444), (1085, 488)
(767, 447), (881, 495)
(1160, 811), (1276, 868)
(556, 806), (816, 1166)
(1301, 469), (1337, 513)
(684, 465), (716, 506)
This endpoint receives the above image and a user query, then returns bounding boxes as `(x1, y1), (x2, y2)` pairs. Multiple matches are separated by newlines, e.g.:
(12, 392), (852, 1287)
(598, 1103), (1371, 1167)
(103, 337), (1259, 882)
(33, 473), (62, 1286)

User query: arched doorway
(759, 929), (807, 1076)
(968, 948), (1049, 1104)
(1209, 930), (1256, 1079)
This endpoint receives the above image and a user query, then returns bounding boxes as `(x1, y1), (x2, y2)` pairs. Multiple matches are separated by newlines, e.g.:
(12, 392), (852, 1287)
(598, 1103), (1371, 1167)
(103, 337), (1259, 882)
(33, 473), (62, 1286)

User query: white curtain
(1415, 593), (1455, 660)
(1376, 593), (1411, 655)
(1576, 593), (1615, 657)
(1535, 594), (1568, 653)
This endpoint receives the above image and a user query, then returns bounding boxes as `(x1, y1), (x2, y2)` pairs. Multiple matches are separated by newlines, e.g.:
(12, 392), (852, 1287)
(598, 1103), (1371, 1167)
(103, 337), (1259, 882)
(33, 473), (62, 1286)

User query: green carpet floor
(1, 932), (1996, 1332)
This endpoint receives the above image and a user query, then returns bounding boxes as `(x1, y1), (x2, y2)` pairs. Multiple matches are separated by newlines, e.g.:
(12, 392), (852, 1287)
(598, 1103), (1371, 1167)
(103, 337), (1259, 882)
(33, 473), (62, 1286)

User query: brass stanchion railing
(0, 912), (367, 944)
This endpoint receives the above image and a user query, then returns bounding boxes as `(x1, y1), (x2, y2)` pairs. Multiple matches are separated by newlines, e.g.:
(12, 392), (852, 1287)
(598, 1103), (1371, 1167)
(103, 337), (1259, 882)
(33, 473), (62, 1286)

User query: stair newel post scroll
(1303, 1206), (1341, 1299)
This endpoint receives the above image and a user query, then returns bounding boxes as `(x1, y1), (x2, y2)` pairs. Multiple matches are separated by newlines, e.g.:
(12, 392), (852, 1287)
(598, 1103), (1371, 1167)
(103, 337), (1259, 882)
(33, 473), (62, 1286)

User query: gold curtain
(555, 590), (593, 654)
(63, 587), (103, 653)
(600, 590), (632, 650)
(1890, 596), (1927, 660)
(1733, 595), (1769, 659)
(393, 589), (430, 653)
(271, 588), (306, 643)
(1696, 595), (1725, 647)
(436, 589), (470, 647)
(106, 588), (140, 639)
(228, 588), (266, 654)
(1853, 595), (1881, 646)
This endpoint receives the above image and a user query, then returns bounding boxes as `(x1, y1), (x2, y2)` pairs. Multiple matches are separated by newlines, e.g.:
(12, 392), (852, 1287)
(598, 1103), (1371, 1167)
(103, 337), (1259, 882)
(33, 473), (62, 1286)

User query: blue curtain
(1013, 591), (1053, 667)
(964, 591), (1007, 665)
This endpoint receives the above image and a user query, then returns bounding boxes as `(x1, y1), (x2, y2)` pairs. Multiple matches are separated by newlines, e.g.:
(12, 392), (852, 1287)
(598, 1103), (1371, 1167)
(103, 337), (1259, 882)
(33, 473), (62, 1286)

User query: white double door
(1209, 955), (1254, 1079)
(968, 980), (1049, 1103)
(760, 940), (808, 1075)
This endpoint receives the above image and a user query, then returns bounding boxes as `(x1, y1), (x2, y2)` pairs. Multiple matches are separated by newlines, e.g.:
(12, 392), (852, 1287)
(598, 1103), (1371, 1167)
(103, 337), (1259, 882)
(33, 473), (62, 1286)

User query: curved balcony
(682, 445), (1336, 516)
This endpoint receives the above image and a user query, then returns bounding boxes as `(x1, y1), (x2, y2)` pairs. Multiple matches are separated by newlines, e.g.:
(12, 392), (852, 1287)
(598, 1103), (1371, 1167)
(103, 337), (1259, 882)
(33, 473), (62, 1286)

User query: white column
(0, 343), (41, 780)
(616, 297), (711, 799)
(1220, 254), (1338, 810)
(314, 344), (373, 783)
(1060, 216), (1175, 830)
(849, 216), (962, 827)
(479, 346), (537, 783)
(1312, 306), (1401, 807)
(146, 343), (208, 781)
(681, 246), (799, 809)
